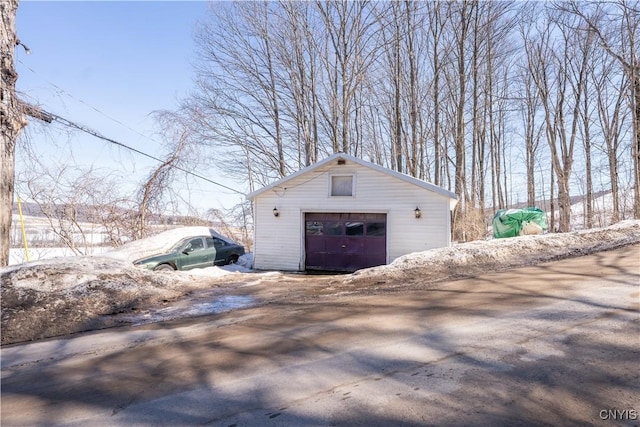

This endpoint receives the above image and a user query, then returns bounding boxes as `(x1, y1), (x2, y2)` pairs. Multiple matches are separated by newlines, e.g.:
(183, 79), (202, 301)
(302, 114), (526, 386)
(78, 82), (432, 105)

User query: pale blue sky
(15, 1), (245, 214)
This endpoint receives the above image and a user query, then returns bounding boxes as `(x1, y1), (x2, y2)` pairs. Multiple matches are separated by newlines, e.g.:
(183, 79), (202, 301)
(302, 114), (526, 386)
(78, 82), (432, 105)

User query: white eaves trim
(246, 153), (458, 209)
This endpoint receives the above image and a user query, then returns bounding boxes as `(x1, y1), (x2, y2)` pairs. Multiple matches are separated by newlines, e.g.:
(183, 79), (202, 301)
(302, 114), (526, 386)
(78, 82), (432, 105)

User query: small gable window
(331, 175), (354, 196)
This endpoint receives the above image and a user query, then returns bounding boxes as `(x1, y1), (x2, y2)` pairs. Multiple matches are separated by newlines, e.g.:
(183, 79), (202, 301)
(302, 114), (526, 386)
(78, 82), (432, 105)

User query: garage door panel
(305, 213), (386, 272)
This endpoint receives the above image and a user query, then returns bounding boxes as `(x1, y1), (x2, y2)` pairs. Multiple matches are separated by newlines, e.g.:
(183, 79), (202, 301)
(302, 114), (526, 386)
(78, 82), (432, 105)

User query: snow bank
(0, 254), (211, 344)
(349, 220), (640, 284)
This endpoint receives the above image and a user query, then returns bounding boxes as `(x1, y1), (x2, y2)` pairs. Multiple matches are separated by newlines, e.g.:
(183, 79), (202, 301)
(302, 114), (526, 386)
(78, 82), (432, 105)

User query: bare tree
(134, 110), (200, 239)
(180, 1), (634, 239)
(315, 1), (379, 155)
(524, 9), (592, 232)
(1, 0), (26, 266)
(563, 0), (640, 218)
(190, 2), (290, 187)
(594, 52), (627, 224)
(520, 65), (544, 208)
(274, 1), (320, 167)
(473, 1), (515, 215)
(580, 32), (597, 229)
(426, 1), (451, 187)
(376, 1), (405, 173)
(448, 0), (476, 241)
(17, 146), (133, 254)
(373, 1), (430, 178)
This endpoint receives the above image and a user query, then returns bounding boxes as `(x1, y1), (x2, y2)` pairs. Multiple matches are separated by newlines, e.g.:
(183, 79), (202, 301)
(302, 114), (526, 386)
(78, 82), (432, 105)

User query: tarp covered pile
(492, 207), (548, 238)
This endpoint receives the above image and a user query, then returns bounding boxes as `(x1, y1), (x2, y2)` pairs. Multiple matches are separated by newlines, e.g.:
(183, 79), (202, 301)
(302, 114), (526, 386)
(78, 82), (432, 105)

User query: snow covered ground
(569, 190), (636, 230)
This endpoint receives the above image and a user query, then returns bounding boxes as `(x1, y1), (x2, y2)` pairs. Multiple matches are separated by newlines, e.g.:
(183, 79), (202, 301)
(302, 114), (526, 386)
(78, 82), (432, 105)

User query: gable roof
(246, 153), (458, 203)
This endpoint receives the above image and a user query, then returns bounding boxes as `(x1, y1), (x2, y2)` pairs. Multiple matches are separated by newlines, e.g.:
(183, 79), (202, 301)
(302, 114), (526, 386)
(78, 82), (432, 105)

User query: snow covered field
(8, 246), (109, 266)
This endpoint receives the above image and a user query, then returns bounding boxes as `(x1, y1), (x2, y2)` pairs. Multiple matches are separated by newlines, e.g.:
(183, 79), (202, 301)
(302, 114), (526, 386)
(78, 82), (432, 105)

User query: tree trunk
(598, 75), (625, 224)
(582, 85), (593, 228)
(1, 0), (25, 267)
(470, 5), (480, 208)
(452, 1), (471, 241)
(394, 18), (403, 173)
(406, 0), (419, 178)
(633, 74), (640, 218)
(432, 26), (442, 186)
(549, 161), (556, 232)
(524, 70), (540, 207)
(263, 26), (285, 177)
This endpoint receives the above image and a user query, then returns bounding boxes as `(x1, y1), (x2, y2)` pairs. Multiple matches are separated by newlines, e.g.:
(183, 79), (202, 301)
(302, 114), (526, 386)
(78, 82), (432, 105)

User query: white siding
(252, 159), (452, 271)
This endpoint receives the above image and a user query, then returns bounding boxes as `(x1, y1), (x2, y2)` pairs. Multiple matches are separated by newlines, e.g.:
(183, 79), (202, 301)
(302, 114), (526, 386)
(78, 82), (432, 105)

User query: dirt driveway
(2, 244), (639, 426)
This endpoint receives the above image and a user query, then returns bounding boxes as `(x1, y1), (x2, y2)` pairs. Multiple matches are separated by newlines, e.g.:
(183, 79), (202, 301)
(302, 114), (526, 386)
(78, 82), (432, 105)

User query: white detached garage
(247, 153), (458, 272)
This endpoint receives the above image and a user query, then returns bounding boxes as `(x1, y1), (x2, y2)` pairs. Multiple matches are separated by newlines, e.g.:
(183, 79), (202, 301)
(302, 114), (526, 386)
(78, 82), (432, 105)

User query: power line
(27, 105), (245, 196)
(16, 61), (245, 196)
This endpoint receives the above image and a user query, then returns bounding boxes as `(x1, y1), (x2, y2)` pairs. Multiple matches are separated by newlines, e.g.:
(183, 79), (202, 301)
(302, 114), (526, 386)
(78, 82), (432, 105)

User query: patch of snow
(180, 295), (255, 317)
(236, 253), (254, 270)
(179, 266), (233, 278)
(176, 254), (254, 278)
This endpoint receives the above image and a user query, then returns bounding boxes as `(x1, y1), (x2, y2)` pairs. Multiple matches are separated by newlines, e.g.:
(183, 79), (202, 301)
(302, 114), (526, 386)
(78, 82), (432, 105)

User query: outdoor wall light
(415, 207), (422, 219)
(273, 207), (280, 217)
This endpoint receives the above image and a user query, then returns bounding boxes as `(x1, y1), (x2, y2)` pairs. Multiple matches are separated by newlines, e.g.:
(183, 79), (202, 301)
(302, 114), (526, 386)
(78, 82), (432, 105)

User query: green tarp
(492, 207), (548, 239)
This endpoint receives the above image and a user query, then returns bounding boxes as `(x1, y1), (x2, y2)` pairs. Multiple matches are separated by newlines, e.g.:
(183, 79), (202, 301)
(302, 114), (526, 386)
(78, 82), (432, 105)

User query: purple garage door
(305, 213), (387, 272)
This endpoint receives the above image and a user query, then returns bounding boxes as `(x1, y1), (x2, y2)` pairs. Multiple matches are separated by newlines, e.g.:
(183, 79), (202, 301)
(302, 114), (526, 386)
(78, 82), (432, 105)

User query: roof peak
(247, 153), (457, 204)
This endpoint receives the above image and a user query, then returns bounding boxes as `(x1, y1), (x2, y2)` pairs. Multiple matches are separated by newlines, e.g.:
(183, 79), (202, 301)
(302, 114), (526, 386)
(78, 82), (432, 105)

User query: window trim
(329, 173), (355, 197)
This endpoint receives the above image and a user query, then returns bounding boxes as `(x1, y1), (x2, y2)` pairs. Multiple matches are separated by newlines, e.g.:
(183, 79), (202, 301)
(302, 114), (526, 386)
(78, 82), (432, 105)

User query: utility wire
(31, 107), (245, 196)
(17, 61), (245, 196)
